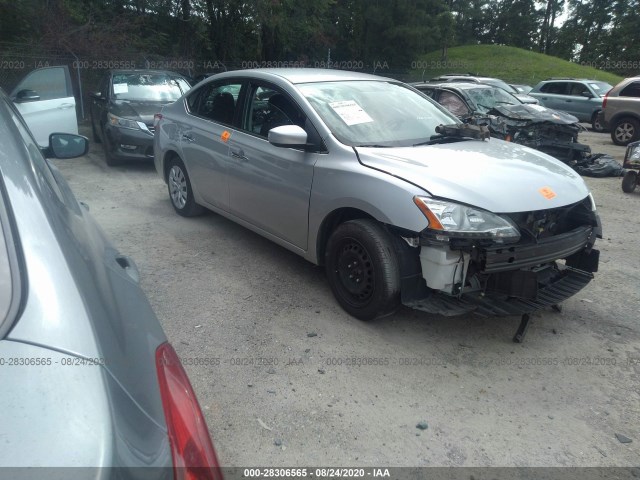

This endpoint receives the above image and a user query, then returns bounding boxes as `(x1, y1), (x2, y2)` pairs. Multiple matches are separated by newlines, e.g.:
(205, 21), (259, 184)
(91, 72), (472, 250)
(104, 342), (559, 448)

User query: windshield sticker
(589, 83), (601, 90)
(539, 186), (557, 199)
(329, 100), (374, 126)
(113, 83), (129, 94)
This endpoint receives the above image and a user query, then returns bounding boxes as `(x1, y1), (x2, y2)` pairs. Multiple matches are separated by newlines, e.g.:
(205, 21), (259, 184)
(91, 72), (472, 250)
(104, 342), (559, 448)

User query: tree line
(0, 0), (638, 75)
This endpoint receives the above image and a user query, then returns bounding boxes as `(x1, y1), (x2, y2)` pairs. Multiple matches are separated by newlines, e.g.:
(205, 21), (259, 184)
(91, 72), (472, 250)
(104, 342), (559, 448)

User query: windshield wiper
(356, 144), (393, 148)
(414, 123), (490, 146)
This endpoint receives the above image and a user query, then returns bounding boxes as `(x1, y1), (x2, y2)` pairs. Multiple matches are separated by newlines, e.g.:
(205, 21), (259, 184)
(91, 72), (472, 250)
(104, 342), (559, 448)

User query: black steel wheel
(325, 219), (400, 320)
(622, 170), (638, 193)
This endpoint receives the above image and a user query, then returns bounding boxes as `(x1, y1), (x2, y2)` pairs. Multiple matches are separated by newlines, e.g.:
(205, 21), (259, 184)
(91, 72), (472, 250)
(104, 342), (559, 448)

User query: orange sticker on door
(538, 186), (557, 199)
(221, 130), (231, 142)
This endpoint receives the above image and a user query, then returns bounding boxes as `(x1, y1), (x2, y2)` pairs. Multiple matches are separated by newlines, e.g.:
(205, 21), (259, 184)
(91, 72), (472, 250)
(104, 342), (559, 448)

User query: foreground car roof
(213, 68), (394, 84)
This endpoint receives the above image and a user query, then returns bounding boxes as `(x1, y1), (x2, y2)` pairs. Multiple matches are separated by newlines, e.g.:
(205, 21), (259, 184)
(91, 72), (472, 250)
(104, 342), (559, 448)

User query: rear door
(180, 79), (246, 210)
(10, 66), (78, 146)
(534, 81), (568, 111)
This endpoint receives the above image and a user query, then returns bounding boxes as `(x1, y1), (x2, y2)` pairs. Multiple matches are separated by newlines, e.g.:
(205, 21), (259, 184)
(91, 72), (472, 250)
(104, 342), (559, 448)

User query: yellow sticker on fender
(539, 186), (557, 199)
(221, 130), (231, 142)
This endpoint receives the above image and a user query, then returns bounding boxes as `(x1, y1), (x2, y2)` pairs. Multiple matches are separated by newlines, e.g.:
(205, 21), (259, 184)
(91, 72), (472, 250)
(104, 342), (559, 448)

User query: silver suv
(529, 78), (613, 131)
(599, 76), (640, 146)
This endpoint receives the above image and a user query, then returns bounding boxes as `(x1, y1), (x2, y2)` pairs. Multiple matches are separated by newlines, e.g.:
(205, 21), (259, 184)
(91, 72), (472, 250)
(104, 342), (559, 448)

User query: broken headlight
(414, 196), (520, 243)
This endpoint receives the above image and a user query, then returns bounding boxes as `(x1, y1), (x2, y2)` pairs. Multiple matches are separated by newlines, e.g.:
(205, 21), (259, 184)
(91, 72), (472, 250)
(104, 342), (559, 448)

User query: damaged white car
(154, 69), (601, 329)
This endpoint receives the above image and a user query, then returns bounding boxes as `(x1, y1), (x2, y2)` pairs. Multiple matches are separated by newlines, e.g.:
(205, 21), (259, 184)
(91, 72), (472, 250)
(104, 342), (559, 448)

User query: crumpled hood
(356, 139), (589, 213)
(490, 103), (579, 124)
(110, 100), (167, 125)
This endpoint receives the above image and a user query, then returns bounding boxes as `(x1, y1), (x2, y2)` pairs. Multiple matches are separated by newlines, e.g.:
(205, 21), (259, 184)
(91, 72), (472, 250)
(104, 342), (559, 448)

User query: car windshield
(112, 73), (188, 101)
(485, 79), (518, 93)
(298, 80), (456, 147)
(588, 81), (613, 96)
(465, 87), (521, 112)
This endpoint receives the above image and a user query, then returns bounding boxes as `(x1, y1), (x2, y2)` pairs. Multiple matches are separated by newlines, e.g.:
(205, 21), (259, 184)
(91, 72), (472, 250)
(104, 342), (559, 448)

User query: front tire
(166, 157), (205, 217)
(325, 219), (400, 320)
(611, 117), (640, 146)
(622, 171), (638, 193)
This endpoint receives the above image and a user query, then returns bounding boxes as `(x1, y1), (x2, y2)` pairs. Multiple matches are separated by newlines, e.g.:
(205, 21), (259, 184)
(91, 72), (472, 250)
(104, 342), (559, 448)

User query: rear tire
(166, 157), (205, 217)
(622, 171), (638, 193)
(325, 219), (400, 320)
(611, 117), (640, 146)
(591, 111), (605, 132)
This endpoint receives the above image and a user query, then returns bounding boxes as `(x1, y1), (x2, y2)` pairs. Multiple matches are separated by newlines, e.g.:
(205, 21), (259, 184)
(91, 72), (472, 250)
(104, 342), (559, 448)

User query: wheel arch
(314, 207), (421, 267)
(162, 149), (182, 182)
(609, 112), (640, 127)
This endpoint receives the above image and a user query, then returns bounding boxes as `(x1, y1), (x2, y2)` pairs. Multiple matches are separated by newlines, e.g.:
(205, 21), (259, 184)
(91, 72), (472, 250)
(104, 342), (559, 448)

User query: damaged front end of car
(400, 194), (601, 319)
(468, 104), (591, 164)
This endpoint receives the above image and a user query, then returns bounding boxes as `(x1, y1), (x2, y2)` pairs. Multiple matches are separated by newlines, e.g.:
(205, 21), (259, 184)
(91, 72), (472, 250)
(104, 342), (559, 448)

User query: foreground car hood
(356, 139), (589, 212)
(490, 103), (579, 124)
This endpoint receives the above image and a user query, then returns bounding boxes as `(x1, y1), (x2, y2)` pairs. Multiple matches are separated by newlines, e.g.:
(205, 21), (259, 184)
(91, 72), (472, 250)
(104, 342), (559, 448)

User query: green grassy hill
(410, 45), (623, 86)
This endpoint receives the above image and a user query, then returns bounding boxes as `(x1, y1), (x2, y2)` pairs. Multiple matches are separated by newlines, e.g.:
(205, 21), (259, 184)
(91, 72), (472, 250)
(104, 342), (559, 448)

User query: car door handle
(540, 97), (548, 100)
(565, 100), (572, 103)
(230, 148), (248, 162)
(182, 134), (195, 142)
(115, 255), (140, 283)
(58, 103), (74, 109)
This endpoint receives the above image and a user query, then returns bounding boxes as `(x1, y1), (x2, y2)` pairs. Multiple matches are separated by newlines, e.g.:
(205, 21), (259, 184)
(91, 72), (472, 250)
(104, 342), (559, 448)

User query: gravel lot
(56, 124), (639, 467)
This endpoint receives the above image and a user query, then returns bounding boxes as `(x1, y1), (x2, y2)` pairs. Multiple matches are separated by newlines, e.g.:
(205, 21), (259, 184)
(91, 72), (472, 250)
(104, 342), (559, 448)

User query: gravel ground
(56, 124), (639, 468)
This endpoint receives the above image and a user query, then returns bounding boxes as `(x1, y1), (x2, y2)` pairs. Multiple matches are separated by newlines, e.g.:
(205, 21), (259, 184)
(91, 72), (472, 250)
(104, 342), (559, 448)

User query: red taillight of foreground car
(154, 113), (163, 127)
(156, 342), (223, 480)
(603, 92), (609, 108)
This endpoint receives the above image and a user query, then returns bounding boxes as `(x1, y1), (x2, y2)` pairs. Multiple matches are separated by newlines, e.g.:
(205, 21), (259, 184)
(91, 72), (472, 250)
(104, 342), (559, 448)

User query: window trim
(184, 78), (247, 127)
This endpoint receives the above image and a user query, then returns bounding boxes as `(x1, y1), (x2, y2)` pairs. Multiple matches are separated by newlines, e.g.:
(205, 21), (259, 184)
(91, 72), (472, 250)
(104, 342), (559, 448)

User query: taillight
(154, 113), (163, 127)
(603, 92), (609, 108)
(156, 342), (223, 480)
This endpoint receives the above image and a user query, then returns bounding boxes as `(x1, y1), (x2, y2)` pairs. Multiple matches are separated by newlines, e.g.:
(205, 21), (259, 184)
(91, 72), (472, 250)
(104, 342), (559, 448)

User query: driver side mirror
(14, 89), (41, 103)
(581, 91), (595, 98)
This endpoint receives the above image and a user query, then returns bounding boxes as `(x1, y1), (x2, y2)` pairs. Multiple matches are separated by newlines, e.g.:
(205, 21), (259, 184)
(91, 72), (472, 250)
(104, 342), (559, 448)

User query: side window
(186, 82), (242, 124)
(417, 88), (436, 99)
(244, 85), (306, 138)
(11, 66), (72, 101)
(568, 83), (589, 96)
(438, 91), (470, 116)
(540, 82), (566, 94)
(620, 82), (640, 98)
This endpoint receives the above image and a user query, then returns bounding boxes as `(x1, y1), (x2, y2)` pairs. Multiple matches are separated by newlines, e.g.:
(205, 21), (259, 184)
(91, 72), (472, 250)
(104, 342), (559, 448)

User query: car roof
(414, 81), (493, 90)
(210, 68), (395, 84)
(110, 69), (187, 76)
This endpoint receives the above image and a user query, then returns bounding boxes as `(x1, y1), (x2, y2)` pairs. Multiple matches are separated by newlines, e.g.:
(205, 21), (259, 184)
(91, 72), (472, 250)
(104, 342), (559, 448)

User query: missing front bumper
(404, 263), (595, 317)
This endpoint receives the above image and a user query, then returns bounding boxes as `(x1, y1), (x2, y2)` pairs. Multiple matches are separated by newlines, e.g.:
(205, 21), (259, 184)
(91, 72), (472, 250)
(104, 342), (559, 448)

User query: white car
(9, 66), (78, 146)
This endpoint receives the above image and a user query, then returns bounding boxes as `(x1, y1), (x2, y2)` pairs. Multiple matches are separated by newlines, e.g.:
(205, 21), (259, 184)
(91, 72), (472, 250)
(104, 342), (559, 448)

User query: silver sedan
(154, 69), (601, 324)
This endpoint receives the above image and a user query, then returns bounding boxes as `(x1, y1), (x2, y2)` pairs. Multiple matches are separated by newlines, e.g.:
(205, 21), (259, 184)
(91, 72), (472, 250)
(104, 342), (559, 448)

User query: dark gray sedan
(0, 88), (221, 477)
